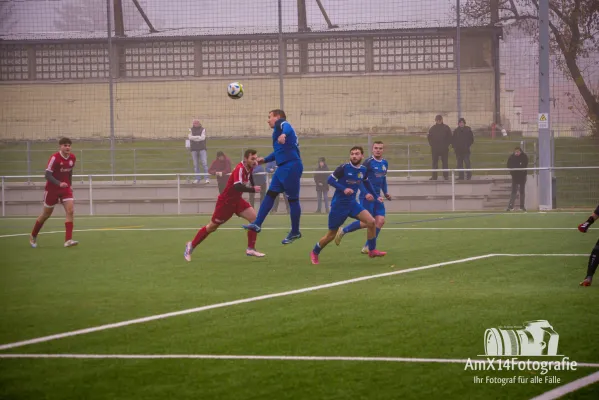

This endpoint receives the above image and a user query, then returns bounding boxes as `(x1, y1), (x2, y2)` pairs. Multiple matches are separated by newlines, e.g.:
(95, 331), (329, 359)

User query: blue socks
(289, 200), (301, 234)
(367, 237), (377, 251)
(364, 228), (381, 247)
(254, 194), (275, 227)
(343, 220), (362, 234)
(313, 242), (322, 255)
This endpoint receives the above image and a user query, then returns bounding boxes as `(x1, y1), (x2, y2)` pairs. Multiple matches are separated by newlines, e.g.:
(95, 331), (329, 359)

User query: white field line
(0, 254), (495, 351)
(0, 227), (580, 239)
(1, 212), (570, 220)
(529, 371), (599, 400)
(0, 353), (598, 368)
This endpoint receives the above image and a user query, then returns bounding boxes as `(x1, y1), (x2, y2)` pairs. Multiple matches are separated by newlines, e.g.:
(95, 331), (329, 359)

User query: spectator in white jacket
(188, 119), (209, 184)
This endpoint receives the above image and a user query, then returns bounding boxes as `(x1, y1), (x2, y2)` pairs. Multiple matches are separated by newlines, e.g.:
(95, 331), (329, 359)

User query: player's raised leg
(184, 221), (220, 262)
(30, 202), (54, 248)
(62, 198), (78, 247)
(282, 160), (303, 244)
(354, 209), (386, 258)
(311, 209), (349, 264)
(239, 206), (265, 257)
(310, 229), (338, 265)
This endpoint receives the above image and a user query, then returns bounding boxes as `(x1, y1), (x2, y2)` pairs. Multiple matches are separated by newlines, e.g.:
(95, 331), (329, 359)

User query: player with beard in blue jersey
(243, 109), (304, 244)
(335, 141), (392, 253)
(310, 146), (387, 265)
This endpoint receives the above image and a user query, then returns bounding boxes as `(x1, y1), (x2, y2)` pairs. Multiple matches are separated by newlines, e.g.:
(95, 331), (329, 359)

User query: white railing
(1, 166), (598, 216)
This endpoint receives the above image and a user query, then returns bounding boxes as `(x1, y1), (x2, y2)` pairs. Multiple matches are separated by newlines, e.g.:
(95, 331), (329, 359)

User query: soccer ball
(227, 82), (244, 99)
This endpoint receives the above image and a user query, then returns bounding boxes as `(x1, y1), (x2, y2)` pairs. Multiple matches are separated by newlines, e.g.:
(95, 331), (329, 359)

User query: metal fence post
(1, 176), (5, 217)
(26, 141), (31, 184)
(407, 144), (411, 179)
(89, 175), (93, 216)
(80, 149), (84, 183)
(177, 174), (181, 215)
(451, 169), (456, 212)
(133, 148), (137, 184)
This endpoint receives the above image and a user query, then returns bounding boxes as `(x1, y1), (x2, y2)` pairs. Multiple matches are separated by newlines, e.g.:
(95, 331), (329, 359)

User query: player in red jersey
(184, 149), (266, 261)
(30, 137), (78, 248)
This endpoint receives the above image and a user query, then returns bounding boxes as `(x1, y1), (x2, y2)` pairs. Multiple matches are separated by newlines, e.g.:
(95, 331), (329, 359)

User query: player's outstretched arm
(578, 206), (599, 233)
(263, 152), (276, 164)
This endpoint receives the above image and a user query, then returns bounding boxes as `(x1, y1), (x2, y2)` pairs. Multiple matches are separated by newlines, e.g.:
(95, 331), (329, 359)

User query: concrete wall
(0, 70), (495, 140)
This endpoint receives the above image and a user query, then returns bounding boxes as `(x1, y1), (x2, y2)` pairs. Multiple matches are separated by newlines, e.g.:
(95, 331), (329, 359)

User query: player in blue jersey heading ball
(310, 146), (387, 265)
(335, 141), (392, 253)
(243, 109), (304, 244)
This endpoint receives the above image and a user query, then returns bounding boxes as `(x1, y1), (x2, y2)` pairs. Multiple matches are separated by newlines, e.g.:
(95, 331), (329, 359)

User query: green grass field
(1, 212), (599, 399)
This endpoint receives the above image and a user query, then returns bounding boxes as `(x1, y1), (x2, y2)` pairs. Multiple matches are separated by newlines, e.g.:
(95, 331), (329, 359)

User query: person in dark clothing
(427, 114), (453, 180)
(188, 119), (209, 184)
(249, 163), (267, 208)
(577, 204), (599, 287)
(208, 151), (232, 194)
(506, 147), (528, 211)
(452, 117), (474, 180)
(313, 157), (330, 213)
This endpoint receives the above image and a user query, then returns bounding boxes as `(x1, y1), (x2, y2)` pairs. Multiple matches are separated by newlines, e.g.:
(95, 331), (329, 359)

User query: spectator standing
(314, 157), (330, 213)
(427, 114), (452, 181)
(208, 151), (232, 194)
(452, 117), (474, 180)
(188, 119), (209, 184)
(506, 147), (528, 212)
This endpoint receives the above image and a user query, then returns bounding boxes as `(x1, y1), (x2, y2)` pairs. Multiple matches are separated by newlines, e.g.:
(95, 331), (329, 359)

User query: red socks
(31, 220), (44, 237)
(65, 222), (73, 241)
(247, 230), (257, 249)
(191, 226), (210, 248)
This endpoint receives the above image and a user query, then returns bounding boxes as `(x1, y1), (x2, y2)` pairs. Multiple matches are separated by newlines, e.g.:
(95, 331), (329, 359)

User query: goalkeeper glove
(578, 216), (595, 233)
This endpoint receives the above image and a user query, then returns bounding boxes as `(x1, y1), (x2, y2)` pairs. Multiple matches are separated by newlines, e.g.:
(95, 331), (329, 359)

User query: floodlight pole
(456, 0), (461, 120)
(538, 0), (552, 210)
(278, 0), (285, 110)
(107, 0), (116, 177)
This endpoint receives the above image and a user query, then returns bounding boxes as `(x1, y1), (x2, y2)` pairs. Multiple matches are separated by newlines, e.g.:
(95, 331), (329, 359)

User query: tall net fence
(1, 0), (597, 210)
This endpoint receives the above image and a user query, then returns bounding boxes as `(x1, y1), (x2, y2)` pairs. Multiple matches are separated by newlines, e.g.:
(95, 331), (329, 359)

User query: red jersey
(45, 151), (76, 190)
(218, 162), (253, 202)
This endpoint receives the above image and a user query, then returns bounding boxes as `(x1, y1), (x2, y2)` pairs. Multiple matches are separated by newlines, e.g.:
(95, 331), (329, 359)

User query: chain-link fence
(1, 0), (598, 207)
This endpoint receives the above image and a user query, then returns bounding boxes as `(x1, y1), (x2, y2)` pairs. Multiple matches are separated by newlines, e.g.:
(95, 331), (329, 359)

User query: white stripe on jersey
(46, 156), (56, 172)
(234, 164), (244, 185)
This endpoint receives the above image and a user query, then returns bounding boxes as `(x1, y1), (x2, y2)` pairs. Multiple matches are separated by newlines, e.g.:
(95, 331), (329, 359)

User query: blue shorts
(361, 197), (386, 217)
(269, 160), (303, 200)
(328, 201), (365, 230)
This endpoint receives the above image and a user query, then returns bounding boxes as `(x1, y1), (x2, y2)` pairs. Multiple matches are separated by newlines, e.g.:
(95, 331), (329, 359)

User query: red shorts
(43, 187), (74, 208)
(211, 198), (251, 224)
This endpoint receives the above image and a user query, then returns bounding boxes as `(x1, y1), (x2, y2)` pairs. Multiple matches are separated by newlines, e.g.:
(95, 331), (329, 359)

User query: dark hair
(435, 114), (443, 121)
(458, 118), (466, 124)
(350, 146), (364, 154)
(373, 141), (384, 146)
(59, 137), (72, 145)
(244, 148), (257, 158)
(269, 109), (286, 119)
(216, 151), (225, 158)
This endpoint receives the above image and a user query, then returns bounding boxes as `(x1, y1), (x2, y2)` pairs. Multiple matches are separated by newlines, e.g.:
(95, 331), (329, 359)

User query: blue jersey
(359, 157), (388, 200)
(264, 119), (301, 166)
(328, 162), (375, 208)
